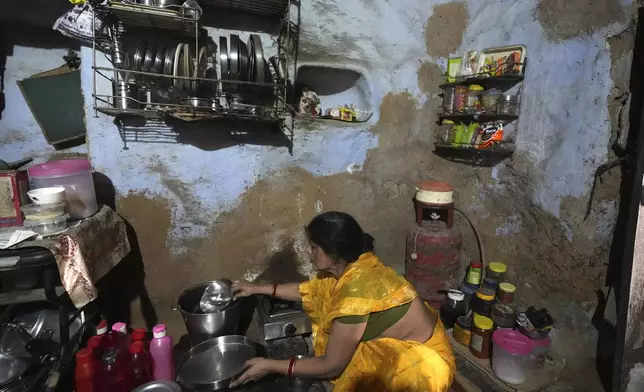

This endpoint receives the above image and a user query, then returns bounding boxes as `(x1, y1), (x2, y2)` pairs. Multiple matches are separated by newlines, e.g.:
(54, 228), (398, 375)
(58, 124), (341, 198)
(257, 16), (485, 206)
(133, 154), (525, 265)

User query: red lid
(87, 336), (102, 350)
(96, 320), (108, 335)
(470, 261), (483, 268)
(76, 348), (93, 362)
(28, 159), (92, 178)
(129, 341), (144, 354)
(417, 181), (453, 192)
(132, 328), (146, 341)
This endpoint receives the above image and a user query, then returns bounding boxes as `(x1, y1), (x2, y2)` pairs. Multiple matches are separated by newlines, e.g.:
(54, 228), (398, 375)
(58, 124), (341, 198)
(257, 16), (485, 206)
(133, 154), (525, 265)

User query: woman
(230, 212), (455, 391)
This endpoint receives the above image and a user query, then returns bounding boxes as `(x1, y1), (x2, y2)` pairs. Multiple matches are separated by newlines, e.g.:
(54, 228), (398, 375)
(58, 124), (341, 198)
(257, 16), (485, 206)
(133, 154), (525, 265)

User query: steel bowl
(133, 380), (182, 392)
(176, 335), (256, 391)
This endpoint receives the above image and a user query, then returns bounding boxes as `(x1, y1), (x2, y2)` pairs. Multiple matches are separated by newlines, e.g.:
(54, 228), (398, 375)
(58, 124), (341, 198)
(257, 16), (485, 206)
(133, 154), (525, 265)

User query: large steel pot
(175, 281), (242, 346)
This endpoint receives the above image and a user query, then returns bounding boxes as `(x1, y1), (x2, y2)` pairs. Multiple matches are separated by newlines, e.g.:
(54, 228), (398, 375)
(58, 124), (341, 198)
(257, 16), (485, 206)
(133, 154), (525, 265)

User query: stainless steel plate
(176, 335), (256, 391)
(238, 39), (249, 82)
(133, 380), (182, 392)
(250, 34), (265, 83)
(229, 34), (240, 87)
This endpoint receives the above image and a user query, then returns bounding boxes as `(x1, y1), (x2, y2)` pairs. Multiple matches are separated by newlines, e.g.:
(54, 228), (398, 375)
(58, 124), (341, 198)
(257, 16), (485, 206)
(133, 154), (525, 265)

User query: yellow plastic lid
(468, 84), (484, 91)
(441, 120), (456, 125)
(475, 288), (495, 301)
(499, 282), (516, 293)
(488, 262), (507, 273)
(473, 314), (493, 331)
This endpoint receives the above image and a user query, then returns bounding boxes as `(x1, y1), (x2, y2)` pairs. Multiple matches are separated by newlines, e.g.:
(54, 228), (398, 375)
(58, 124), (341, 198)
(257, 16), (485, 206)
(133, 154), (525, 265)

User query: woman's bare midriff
(376, 296), (436, 343)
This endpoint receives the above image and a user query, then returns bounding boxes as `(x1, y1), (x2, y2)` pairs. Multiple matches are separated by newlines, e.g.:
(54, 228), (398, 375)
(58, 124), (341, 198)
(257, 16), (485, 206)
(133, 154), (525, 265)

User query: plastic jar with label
(466, 85), (484, 113)
(487, 262), (507, 282)
(452, 86), (468, 114)
(436, 120), (456, 143)
(466, 261), (483, 286)
(498, 282), (516, 304)
(471, 288), (495, 317)
(470, 314), (493, 359)
(453, 316), (472, 347)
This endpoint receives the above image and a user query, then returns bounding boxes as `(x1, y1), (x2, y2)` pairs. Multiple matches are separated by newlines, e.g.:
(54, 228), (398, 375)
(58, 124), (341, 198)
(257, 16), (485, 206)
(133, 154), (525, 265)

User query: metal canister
(452, 86), (467, 114)
(442, 87), (455, 114)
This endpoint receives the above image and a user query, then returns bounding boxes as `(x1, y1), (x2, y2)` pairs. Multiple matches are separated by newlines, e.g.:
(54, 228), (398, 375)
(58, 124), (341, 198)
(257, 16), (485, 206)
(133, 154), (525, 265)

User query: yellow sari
(299, 252), (455, 392)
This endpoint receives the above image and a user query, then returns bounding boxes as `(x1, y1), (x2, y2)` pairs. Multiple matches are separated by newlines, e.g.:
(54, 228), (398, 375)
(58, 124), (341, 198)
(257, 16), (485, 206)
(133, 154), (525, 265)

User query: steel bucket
(175, 281), (242, 346)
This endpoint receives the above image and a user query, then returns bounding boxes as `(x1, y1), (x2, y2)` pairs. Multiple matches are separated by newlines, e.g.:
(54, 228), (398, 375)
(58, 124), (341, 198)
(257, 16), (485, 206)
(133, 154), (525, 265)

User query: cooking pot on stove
(175, 281), (243, 345)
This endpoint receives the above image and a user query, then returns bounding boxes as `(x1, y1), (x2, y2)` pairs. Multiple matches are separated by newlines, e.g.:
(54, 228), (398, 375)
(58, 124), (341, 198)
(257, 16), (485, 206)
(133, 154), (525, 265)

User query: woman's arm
(230, 320), (366, 387)
(232, 281), (303, 302)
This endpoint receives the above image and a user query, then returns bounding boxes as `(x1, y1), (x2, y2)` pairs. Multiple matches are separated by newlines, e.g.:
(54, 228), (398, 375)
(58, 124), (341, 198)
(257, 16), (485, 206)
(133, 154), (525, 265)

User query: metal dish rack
(91, 0), (298, 150)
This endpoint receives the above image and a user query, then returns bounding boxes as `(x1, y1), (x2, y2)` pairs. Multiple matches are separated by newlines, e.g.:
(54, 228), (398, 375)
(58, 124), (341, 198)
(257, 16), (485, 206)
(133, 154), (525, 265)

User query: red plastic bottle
(75, 348), (96, 392)
(96, 320), (108, 336)
(132, 328), (147, 348)
(87, 336), (103, 372)
(96, 349), (128, 392)
(128, 341), (152, 390)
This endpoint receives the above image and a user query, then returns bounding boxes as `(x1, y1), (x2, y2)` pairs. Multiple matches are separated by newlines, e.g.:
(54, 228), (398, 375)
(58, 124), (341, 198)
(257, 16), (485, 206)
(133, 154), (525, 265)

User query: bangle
(272, 283), (277, 297)
(287, 357), (296, 378)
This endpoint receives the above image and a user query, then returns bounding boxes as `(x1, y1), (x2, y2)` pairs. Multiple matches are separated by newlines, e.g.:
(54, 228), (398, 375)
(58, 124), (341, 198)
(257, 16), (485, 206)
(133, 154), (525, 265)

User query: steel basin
(176, 335), (256, 391)
(176, 281), (243, 345)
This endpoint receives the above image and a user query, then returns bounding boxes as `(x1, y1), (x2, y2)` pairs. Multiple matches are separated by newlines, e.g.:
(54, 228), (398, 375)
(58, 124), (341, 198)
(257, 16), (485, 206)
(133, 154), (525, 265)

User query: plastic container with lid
(492, 329), (537, 384)
(128, 341), (152, 389)
(150, 324), (173, 380)
(466, 261), (483, 286)
(470, 314), (493, 359)
(498, 95), (520, 116)
(75, 348), (96, 392)
(482, 277), (499, 292)
(439, 289), (467, 329)
(492, 303), (517, 329)
(487, 262), (507, 281)
(20, 202), (66, 221)
(437, 120), (456, 144)
(28, 159), (98, 220)
(472, 288), (495, 317)
(453, 316), (472, 347)
(481, 89), (502, 113)
(498, 282), (516, 303)
(23, 214), (69, 235)
(96, 349), (128, 392)
(466, 85), (484, 113)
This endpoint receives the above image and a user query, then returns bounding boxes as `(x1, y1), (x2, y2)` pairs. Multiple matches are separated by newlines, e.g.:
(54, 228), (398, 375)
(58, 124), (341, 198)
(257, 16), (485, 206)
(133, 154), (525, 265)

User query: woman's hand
(231, 280), (256, 300)
(229, 358), (277, 388)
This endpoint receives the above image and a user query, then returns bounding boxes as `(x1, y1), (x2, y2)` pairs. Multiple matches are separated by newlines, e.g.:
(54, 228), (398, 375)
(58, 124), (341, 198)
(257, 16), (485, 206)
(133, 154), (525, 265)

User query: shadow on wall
(114, 116), (292, 152)
(255, 240), (310, 284)
(93, 172), (159, 330)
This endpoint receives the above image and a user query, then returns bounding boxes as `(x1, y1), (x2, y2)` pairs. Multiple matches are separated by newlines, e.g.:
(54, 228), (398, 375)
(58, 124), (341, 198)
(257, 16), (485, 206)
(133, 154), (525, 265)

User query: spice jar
(452, 86), (468, 114)
(471, 288), (495, 317)
(498, 282), (516, 304)
(470, 314), (493, 359)
(436, 120), (455, 144)
(453, 316), (472, 347)
(465, 85), (484, 114)
(481, 89), (502, 113)
(465, 261), (482, 286)
(487, 262), (507, 282)
(492, 303), (517, 330)
(498, 94), (519, 116)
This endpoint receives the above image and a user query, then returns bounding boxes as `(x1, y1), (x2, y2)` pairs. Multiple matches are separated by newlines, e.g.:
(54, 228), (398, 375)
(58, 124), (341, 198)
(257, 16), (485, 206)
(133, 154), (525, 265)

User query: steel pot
(175, 281), (243, 346)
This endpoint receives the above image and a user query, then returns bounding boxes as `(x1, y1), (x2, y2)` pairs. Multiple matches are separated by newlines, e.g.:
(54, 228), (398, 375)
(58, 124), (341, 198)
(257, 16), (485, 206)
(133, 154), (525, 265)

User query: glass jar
(481, 89), (502, 113)
(498, 282), (516, 303)
(466, 261), (482, 286)
(442, 87), (455, 114)
(453, 316), (472, 347)
(471, 288), (495, 317)
(452, 86), (468, 114)
(466, 85), (484, 114)
(498, 94), (519, 115)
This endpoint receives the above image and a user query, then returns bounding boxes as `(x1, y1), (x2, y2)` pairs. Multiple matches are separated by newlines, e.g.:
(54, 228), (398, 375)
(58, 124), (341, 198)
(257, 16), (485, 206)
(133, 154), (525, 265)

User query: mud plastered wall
(80, 0), (632, 358)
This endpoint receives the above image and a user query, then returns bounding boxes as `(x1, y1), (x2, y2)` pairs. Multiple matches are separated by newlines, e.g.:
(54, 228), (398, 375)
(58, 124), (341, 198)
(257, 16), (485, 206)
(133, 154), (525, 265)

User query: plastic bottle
(87, 336), (103, 371)
(149, 324), (173, 380)
(75, 348), (96, 392)
(96, 349), (128, 392)
(128, 341), (152, 389)
(132, 328), (147, 348)
(112, 322), (131, 353)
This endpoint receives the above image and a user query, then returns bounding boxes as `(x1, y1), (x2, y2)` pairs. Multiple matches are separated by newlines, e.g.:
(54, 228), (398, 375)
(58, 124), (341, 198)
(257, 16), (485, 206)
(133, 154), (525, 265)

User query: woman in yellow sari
(230, 212), (455, 391)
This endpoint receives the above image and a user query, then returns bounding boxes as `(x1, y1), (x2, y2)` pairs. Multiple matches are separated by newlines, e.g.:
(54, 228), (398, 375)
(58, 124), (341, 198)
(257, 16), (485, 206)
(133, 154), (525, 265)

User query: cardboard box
(0, 170), (29, 227)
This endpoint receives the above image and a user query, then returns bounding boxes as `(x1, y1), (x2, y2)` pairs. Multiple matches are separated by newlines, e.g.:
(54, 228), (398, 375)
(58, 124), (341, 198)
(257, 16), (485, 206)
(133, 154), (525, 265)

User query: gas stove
(256, 295), (312, 341)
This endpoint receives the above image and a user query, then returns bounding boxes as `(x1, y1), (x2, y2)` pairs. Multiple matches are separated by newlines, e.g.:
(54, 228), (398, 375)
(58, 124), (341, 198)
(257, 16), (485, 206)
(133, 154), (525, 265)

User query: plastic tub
(28, 160), (97, 220)
(20, 202), (66, 221)
(491, 329), (536, 384)
(23, 214), (69, 235)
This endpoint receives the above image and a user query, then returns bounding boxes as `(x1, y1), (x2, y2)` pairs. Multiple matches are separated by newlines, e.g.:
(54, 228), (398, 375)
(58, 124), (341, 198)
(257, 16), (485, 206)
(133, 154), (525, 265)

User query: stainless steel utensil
(250, 34), (265, 83)
(199, 279), (232, 312)
(176, 335), (256, 391)
(133, 380), (182, 392)
(14, 309), (82, 344)
(269, 55), (287, 81)
(155, 0), (180, 7)
(175, 281), (243, 345)
(179, 97), (213, 109)
(229, 34), (240, 87)
(0, 354), (27, 388)
(133, 41), (148, 83)
(238, 39), (249, 82)
(219, 37), (230, 93)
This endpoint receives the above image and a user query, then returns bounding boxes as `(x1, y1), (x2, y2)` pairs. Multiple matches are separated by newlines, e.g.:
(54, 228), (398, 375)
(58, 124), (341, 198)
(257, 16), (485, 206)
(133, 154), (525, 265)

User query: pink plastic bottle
(149, 324), (173, 381)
